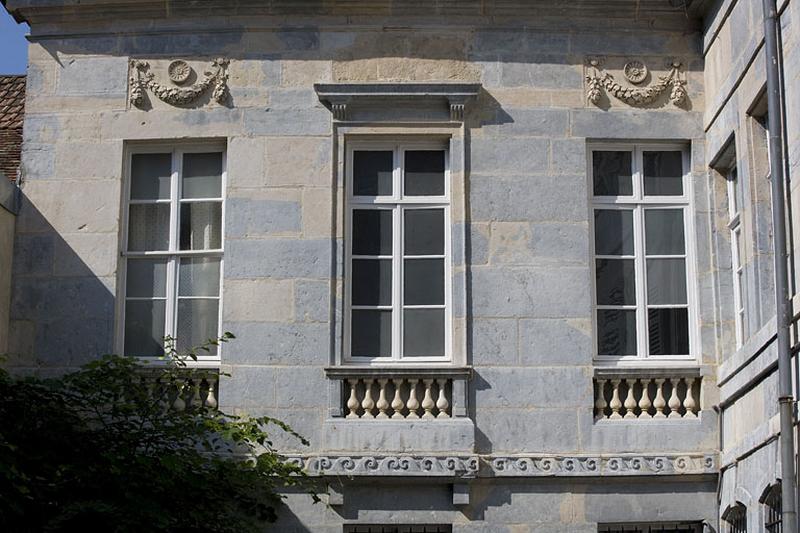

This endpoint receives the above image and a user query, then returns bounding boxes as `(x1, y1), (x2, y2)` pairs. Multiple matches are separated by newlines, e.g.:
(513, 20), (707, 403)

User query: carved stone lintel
(585, 57), (687, 107)
(129, 57), (230, 108)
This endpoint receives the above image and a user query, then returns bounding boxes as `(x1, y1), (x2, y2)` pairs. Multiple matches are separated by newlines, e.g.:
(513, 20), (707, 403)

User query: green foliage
(0, 333), (317, 532)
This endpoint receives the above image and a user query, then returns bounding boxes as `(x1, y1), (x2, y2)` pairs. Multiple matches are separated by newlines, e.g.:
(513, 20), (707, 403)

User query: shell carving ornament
(129, 58), (230, 108)
(585, 58), (687, 107)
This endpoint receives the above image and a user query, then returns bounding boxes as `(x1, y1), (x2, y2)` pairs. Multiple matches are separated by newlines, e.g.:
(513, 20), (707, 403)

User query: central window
(589, 144), (695, 361)
(345, 141), (451, 363)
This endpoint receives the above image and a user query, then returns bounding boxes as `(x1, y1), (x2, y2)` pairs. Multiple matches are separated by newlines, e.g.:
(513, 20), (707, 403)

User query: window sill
(325, 366), (472, 380)
(593, 365), (701, 380)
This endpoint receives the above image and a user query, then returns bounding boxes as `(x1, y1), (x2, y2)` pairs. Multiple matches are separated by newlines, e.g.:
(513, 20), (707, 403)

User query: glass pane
(648, 308), (689, 355)
(128, 203), (170, 251)
(647, 258), (687, 305)
(643, 151), (683, 196)
(595, 258), (636, 305)
(597, 309), (636, 355)
(180, 202), (222, 250)
(131, 153), (171, 201)
(404, 150), (445, 196)
(352, 259), (392, 306)
(352, 209), (392, 256)
(126, 258), (167, 298)
(351, 309), (392, 357)
(353, 150), (393, 196)
(182, 152), (223, 199)
(645, 209), (685, 255)
(404, 209), (444, 256)
(592, 151), (632, 196)
(403, 309), (445, 356)
(404, 258), (444, 305)
(176, 299), (219, 354)
(179, 257), (221, 297)
(728, 167), (741, 215)
(124, 300), (166, 356)
(594, 210), (634, 256)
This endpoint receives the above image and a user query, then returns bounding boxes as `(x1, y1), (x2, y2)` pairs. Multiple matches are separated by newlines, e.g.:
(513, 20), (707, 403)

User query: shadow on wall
(6, 194), (116, 374)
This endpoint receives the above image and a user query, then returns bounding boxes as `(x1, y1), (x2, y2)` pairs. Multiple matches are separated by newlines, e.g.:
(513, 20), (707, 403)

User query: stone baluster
(205, 378), (218, 409)
(638, 378), (653, 419)
(361, 378), (376, 419)
(653, 378), (667, 418)
(623, 379), (637, 419)
(609, 379), (623, 419)
(157, 379), (170, 412)
(391, 379), (405, 419)
(435, 379), (450, 418)
(376, 379), (390, 419)
(667, 378), (681, 418)
(421, 379), (436, 419)
(190, 379), (203, 409)
(682, 378), (698, 418)
(595, 379), (608, 420)
(172, 381), (186, 412)
(346, 379), (360, 419)
(406, 379), (421, 418)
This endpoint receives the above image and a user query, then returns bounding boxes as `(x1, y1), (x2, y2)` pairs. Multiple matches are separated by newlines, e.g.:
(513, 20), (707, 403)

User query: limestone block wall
(3, 2), (724, 525)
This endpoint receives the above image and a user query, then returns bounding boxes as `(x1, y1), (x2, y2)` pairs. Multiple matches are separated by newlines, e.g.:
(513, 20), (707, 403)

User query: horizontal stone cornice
(286, 453), (718, 478)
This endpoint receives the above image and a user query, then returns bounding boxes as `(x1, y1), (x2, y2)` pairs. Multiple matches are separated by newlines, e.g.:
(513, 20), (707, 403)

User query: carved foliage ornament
(129, 57), (230, 108)
(585, 58), (687, 107)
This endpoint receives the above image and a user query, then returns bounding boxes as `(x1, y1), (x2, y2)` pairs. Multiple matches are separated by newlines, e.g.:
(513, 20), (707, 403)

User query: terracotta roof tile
(0, 76), (25, 181)
(0, 76), (25, 129)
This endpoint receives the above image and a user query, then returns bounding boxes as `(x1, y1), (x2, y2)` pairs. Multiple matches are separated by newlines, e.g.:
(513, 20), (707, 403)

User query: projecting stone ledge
(314, 82), (482, 121)
(285, 453), (718, 478)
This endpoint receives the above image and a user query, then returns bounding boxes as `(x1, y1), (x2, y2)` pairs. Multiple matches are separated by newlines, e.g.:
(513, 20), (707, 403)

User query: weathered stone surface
(470, 175), (588, 223)
(519, 318), (593, 366)
(243, 108), (331, 136)
(265, 137), (331, 186)
(226, 197), (302, 237)
(471, 318), (518, 366)
(469, 137), (549, 175)
(56, 57), (128, 96)
(221, 321), (330, 365)
(225, 238), (333, 279)
(294, 280), (331, 323)
(222, 279), (294, 322)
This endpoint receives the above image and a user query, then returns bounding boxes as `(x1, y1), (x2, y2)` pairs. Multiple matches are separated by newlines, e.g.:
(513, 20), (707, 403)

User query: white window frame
(344, 140), (452, 365)
(726, 165), (747, 348)
(589, 143), (699, 364)
(117, 142), (226, 364)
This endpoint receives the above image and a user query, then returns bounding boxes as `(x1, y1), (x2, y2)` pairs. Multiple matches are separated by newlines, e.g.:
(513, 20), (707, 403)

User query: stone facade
(1, 0), (797, 530)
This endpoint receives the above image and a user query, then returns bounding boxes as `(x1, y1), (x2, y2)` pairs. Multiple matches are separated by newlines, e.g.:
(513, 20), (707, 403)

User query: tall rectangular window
(590, 145), (694, 361)
(727, 166), (747, 347)
(122, 146), (225, 358)
(346, 142), (450, 363)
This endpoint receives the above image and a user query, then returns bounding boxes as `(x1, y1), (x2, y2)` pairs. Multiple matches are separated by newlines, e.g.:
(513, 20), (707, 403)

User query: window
(763, 484), (782, 533)
(345, 142), (450, 363)
(723, 502), (747, 533)
(727, 166), (748, 347)
(122, 145), (225, 358)
(590, 145), (695, 361)
(598, 523), (702, 533)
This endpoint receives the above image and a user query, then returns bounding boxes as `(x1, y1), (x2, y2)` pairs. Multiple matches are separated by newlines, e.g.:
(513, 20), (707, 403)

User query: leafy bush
(0, 334), (317, 532)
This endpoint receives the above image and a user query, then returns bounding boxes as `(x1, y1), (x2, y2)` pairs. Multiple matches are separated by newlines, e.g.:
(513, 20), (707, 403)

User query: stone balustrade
(325, 367), (472, 420)
(141, 370), (219, 411)
(594, 368), (702, 420)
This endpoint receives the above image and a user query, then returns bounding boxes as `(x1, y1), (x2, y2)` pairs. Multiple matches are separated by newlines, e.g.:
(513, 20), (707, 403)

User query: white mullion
(393, 203), (402, 361)
(165, 150), (181, 345)
(633, 152), (649, 359)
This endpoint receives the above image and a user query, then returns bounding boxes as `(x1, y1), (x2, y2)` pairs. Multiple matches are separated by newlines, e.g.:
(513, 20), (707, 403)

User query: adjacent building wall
(703, 0), (799, 528)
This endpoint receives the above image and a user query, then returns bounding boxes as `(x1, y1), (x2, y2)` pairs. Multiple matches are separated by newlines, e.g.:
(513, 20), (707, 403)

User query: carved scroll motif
(585, 58), (687, 107)
(129, 58), (230, 108)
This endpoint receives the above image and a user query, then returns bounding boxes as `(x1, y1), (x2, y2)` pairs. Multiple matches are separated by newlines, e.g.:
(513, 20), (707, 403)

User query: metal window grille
(724, 505), (747, 533)
(764, 486), (782, 533)
(344, 526), (451, 533)
(599, 523), (703, 533)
